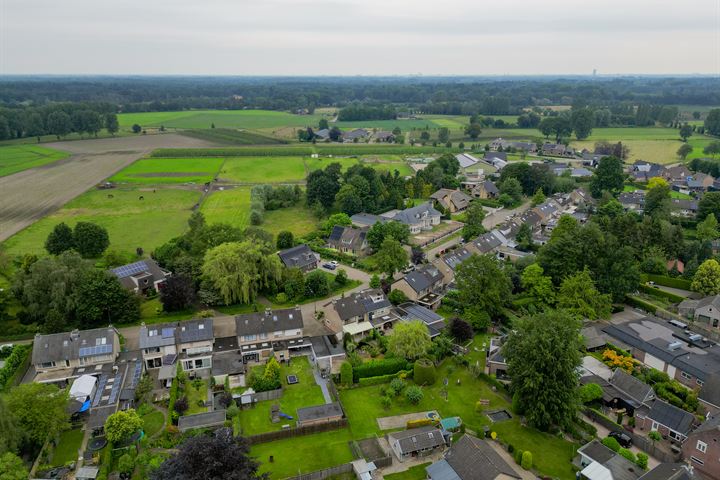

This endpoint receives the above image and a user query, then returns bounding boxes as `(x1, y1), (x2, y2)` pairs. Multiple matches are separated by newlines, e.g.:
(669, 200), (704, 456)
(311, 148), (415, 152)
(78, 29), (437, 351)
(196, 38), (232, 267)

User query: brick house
(682, 415), (720, 479)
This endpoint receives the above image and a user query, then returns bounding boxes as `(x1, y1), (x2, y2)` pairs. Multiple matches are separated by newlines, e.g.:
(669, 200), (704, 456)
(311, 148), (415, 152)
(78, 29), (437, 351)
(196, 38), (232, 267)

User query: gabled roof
(334, 289), (390, 322)
(455, 153), (481, 169)
(480, 180), (499, 195)
(139, 323), (178, 349)
(401, 265), (443, 293)
(389, 425), (446, 454)
(430, 189), (473, 211)
(350, 213), (388, 227)
(695, 294), (720, 310)
(609, 369), (654, 406)
(441, 435), (520, 480)
(110, 259), (170, 289)
(441, 248), (473, 271)
(297, 402), (343, 422)
(691, 413), (720, 435)
(645, 399), (695, 435)
(328, 225), (344, 241)
(391, 203), (441, 226)
(278, 244), (318, 269)
(235, 307), (303, 336)
(473, 231), (503, 254)
(178, 318), (214, 344)
(638, 463), (696, 480)
(699, 373), (720, 408)
(578, 440), (641, 480)
(32, 327), (118, 365)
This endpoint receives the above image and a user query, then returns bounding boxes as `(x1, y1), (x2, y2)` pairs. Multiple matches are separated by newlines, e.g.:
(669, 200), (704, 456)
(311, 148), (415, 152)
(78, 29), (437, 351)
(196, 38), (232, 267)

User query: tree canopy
(387, 320), (432, 360)
(455, 254), (512, 319)
(105, 409), (143, 444)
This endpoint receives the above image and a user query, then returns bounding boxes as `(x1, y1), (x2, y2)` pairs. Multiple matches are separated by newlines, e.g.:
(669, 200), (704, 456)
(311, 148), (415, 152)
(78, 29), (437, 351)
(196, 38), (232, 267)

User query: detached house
(682, 414), (720, 478)
(679, 295), (720, 329)
(390, 203), (442, 234)
(430, 189), (473, 213)
(110, 259), (171, 294)
(392, 264), (445, 309)
(388, 425), (448, 462)
(235, 307), (305, 364)
(426, 434), (521, 480)
(437, 247), (473, 284)
(329, 289), (398, 339)
(576, 440), (642, 480)
(32, 326), (120, 383)
(278, 244), (320, 272)
(635, 399), (695, 443)
(327, 225), (368, 256)
(470, 180), (499, 199)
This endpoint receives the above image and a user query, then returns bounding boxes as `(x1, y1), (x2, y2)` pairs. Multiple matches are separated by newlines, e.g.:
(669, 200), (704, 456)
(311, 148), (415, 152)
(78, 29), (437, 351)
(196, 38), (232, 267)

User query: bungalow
(235, 307), (305, 364)
(327, 225), (369, 256)
(582, 152), (608, 166)
(489, 138), (536, 153)
(484, 151), (507, 162)
(392, 264), (445, 309)
(618, 191), (645, 213)
(687, 173), (714, 192)
(576, 440), (642, 480)
(139, 322), (178, 370)
(350, 213), (389, 228)
(455, 153), (496, 176)
(542, 143), (574, 157)
(634, 399), (695, 443)
(343, 128), (369, 142)
(374, 131), (395, 143)
(426, 434), (521, 480)
(329, 289), (398, 339)
(178, 319), (214, 373)
(430, 189), (473, 213)
(608, 368), (656, 408)
(470, 180), (499, 199)
(631, 161), (666, 182)
(682, 414), (720, 478)
(388, 425), (448, 462)
(278, 244), (319, 273)
(110, 259), (171, 294)
(296, 402), (344, 427)
(315, 129), (330, 141)
(397, 302), (446, 338)
(665, 165), (692, 183)
(31, 326), (120, 383)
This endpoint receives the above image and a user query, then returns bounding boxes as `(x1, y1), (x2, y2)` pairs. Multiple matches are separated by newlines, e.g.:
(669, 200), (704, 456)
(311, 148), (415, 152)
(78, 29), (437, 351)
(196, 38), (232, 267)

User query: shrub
(388, 289), (409, 305)
(601, 436), (621, 452)
(174, 397), (189, 415)
(406, 385), (424, 404)
(340, 362), (354, 386)
(514, 449), (523, 465)
(579, 383), (604, 404)
(389, 377), (406, 396)
(407, 418), (434, 428)
(618, 448), (636, 463)
(275, 292), (289, 304)
(521, 451), (533, 470)
(648, 431), (662, 442)
(0, 344), (31, 389)
(507, 444), (515, 454)
(353, 358), (410, 382)
(118, 453), (134, 474)
(226, 402), (239, 419)
(414, 358), (436, 385)
(636, 452), (648, 470)
(381, 396), (392, 409)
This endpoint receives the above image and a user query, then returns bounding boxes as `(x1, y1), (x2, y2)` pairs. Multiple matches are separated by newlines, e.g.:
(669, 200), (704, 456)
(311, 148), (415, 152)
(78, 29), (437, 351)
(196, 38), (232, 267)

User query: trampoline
(286, 374), (299, 384)
(87, 436), (108, 452)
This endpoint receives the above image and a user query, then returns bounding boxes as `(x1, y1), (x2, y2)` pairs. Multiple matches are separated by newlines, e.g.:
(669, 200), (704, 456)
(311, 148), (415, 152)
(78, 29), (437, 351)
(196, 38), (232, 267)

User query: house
(619, 191), (646, 213)
(343, 128), (369, 142)
(670, 199), (698, 218)
(32, 326), (120, 383)
(455, 153), (496, 176)
(489, 138), (536, 153)
(329, 289), (398, 339)
(635, 398), (695, 443)
(139, 322), (178, 370)
(392, 264), (445, 309)
(387, 202), (442, 234)
(572, 168), (594, 178)
(388, 425), (448, 462)
(374, 131), (395, 143)
(682, 414), (720, 478)
(469, 230), (505, 255)
(426, 434), (521, 480)
(350, 213), (389, 228)
(631, 161), (666, 182)
(397, 302), (446, 338)
(665, 165), (692, 183)
(687, 173), (714, 191)
(296, 402), (344, 427)
(177, 319), (214, 373)
(570, 188), (595, 208)
(486, 336), (508, 379)
(110, 259), (171, 294)
(638, 464), (697, 480)
(437, 247), (473, 283)
(278, 244), (319, 272)
(576, 440), (642, 480)
(484, 151), (507, 162)
(582, 152), (608, 166)
(430, 189), (473, 213)
(699, 373), (720, 414)
(327, 225), (369, 256)
(679, 295), (720, 329)
(235, 307), (305, 364)
(470, 180), (499, 199)
(315, 129), (330, 141)
(609, 369), (656, 408)
(542, 143), (574, 157)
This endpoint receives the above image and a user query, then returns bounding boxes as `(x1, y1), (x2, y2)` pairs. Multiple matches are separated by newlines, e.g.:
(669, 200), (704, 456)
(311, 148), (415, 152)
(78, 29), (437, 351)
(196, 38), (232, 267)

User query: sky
(2, 0), (719, 76)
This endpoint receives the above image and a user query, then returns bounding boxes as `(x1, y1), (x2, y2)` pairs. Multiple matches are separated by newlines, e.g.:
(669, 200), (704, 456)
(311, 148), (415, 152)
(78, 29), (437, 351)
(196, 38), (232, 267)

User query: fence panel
(286, 463), (353, 480)
(246, 418), (349, 445)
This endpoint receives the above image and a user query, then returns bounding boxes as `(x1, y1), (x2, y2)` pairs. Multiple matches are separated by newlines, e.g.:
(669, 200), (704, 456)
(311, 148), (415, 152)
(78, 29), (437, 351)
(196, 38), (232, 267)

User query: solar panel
(127, 361), (142, 389)
(79, 344), (113, 357)
(92, 375), (107, 407)
(161, 328), (175, 338)
(111, 261), (149, 279)
(107, 372), (122, 405)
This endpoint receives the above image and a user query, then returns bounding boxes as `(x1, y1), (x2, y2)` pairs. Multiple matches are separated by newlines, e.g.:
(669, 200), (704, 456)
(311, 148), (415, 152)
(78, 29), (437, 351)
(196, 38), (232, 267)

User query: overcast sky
(2, 0), (718, 75)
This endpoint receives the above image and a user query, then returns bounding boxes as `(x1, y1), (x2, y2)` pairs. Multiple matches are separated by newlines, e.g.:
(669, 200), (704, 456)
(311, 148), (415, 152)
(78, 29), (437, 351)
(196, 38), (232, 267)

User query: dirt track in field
(0, 134), (217, 242)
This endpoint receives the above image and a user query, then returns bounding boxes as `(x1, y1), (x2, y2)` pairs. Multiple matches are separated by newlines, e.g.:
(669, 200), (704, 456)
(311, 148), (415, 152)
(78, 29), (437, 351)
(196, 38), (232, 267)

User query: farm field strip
(118, 110), (324, 130)
(109, 156), (226, 184)
(0, 144), (70, 177)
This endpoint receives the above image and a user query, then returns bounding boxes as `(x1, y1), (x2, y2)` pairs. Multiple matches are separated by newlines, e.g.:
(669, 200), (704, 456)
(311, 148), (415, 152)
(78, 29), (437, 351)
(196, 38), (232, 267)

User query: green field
(180, 128), (288, 145)
(118, 110), (323, 130)
(109, 157), (225, 184)
(219, 156), (308, 183)
(306, 156), (412, 176)
(3, 187), (200, 256)
(0, 145), (70, 177)
(334, 119), (439, 130)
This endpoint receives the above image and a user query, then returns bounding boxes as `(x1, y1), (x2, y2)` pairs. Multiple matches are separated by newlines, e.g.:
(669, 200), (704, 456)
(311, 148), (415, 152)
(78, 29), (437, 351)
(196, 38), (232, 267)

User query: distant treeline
(0, 102), (118, 140)
(0, 76), (718, 115)
(337, 104), (396, 121)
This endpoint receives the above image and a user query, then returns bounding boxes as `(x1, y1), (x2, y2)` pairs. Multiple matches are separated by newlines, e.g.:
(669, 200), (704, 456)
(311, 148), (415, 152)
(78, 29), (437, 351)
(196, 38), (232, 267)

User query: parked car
(403, 264), (416, 274)
(609, 431), (632, 448)
(322, 263), (337, 270)
(330, 260), (338, 267)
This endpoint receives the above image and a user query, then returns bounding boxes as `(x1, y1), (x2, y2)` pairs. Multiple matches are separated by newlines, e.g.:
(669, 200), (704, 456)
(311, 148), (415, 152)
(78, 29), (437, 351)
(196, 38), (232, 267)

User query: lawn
(141, 409), (165, 437)
(250, 428), (355, 479)
(334, 119), (440, 130)
(0, 144), (70, 177)
(622, 184), (692, 199)
(384, 463), (432, 480)
(185, 379), (209, 415)
(139, 298), (197, 325)
(306, 156), (360, 172)
(306, 156), (412, 176)
(219, 156), (307, 183)
(263, 205), (319, 237)
(238, 357), (326, 435)
(118, 110), (323, 130)
(3, 187), (200, 256)
(51, 428), (83, 466)
(109, 157), (225, 184)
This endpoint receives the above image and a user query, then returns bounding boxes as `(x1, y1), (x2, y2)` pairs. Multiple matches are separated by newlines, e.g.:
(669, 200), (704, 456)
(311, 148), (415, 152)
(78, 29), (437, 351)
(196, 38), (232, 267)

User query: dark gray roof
(334, 289), (390, 321)
(389, 425), (446, 454)
(297, 402), (343, 422)
(426, 459), (460, 480)
(581, 326), (607, 350)
(610, 369), (654, 405)
(110, 259), (169, 290)
(397, 303), (446, 337)
(481, 180), (499, 195)
(578, 440), (641, 480)
(401, 265), (443, 293)
(235, 307), (303, 336)
(646, 399), (695, 435)
(328, 225), (344, 242)
(32, 327), (118, 365)
(699, 373), (720, 408)
(484, 151), (507, 161)
(334, 295), (368, 321)
(639, 464), (696, 480)
(139, 323), (178, 349)
(178, 318), (214, 344)
(278, 244), (318, 269)
(211, 352), (246, 376)
(473, 232), (502, 254)
(579, 439), (616, 464)
(178, 411), (226, 431)
(442, 435), (520, 480)
(350, 213), (388, 227)
(392, 203), (441, 226)
(441, 248), (473, 271)
(88, 405), (117, 429)
(692, 413), (720, 435)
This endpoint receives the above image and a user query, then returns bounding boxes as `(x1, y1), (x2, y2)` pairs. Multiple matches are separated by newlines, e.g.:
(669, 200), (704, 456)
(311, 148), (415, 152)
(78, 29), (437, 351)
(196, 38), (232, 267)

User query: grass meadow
(118, 110), (324, 130)
(0, 145), (70, 177)
(109, 157), (225, 184)
(219, 156), (307, 183)
(3, 187), (200, 256)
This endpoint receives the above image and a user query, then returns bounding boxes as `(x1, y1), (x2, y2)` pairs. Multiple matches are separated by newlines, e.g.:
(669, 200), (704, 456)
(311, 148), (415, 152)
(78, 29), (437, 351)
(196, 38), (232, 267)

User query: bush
(118, 453), (135, 474)
(353, 358), (410, 382)
(174, 397), (189, 415)
(340, 362), (354, 386)
(521, 451), (533, 470)
(579, 383), (604, 404)
(514, 449), (523, 465)
(389, 377), (406, 396)
(226, 402), (239, 419)
(638, 284), (684, 303)
(601, 436), (621, 452)
(618, 448), (636, 463)
(406, 385), (424, 404)
(636, 452), (648, 470)
(335, 269), (349, 286)
(0, 344), (31, 389)
(388, 289), (409, 305)
(648, 431), (662, 442)
(414, 358), (436, 385)
(275, 292), (289, 304)
(381, 396), (392, 409)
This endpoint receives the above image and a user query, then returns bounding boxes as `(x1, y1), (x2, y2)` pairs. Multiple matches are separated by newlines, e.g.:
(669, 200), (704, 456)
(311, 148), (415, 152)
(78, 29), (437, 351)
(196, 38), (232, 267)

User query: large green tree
(520, 263), (555, 307)
(698, 192), (720, 221)
(503, 310), (581, 431)
(691, 259), (720, 295)
(590, 156), (625, 198)
(105, 409), (143, 444)
(366, 221), (410, 251)
(75, 270), (140, 328)
(455, 254), (511, 319)
(644, 180), (671, 219)
(375, 238), (408, 278)
(697, 214), (720, 243)
(705, 108), (720, 136)
(202, 241), (282, 305)
(557, 268), (612, 320)
(571, 107), (594, 140)
(0, 452), (28, 480)
(461, 201), (485, 241)
(45, 222), (75, 255)
(387, 320), (432, 361)
(6, 383), (69, 450)
(73, 221), (110, 258)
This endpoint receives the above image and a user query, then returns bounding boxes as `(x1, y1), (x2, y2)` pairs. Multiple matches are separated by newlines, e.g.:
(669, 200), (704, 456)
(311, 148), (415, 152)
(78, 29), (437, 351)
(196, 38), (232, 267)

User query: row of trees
(0, 103), (118, 140)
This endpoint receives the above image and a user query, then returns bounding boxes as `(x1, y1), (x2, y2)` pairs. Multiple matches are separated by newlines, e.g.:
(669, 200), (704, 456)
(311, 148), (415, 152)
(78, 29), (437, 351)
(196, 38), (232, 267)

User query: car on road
(608, 431), (633, 448)
(322, 263), (337, 270)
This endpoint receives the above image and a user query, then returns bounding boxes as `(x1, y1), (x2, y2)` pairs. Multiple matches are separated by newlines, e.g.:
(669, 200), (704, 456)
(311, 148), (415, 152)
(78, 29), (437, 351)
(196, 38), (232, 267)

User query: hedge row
(315, 145), (460, 155)
(644, 274), (692, 290)
(151, 147), (315, 157)
(357, 370), (412, 387)
(353, 358), (411, 382)
(626, 295), (657, 314)
(638, 284), (685, 303)
(0, 344), (31, 390)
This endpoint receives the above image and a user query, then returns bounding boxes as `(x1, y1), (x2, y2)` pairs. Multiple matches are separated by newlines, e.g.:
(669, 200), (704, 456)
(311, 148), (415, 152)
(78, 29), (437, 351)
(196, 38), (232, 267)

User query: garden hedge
(638, 284), (684, 303)
(357, 370), (412, 387)
(625, 295), (657, 314)
(353, 358), (411, 382)
(0, 344), (31, 390)
(644, 274), (692, 290)
(414, 359), (436, 385)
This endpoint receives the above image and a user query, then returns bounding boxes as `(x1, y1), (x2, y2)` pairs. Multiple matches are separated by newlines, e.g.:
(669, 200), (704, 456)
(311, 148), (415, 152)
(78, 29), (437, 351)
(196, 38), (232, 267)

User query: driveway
(482, 201), (531, 230)
(580, 414), (660, 470)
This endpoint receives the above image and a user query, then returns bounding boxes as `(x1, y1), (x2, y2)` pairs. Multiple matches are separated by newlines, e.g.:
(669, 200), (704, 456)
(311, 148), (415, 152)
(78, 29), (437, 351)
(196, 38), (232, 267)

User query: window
(697, 440), (707, 453)
(260, 333), (267, 340)
(697, 379), (705, 386)
(691, 456), (704, 465)
(669, 430), (682, 441)
(40, 361), (56, 368)
(651, 421), (659, 431)
(681, 371), (692, 380)
(243, 334), (257, 342)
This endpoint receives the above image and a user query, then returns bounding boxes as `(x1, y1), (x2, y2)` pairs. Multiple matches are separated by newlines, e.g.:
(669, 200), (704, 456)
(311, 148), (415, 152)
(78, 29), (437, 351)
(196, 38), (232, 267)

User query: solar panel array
(127, 361), (142, 389)
(107, 372), (123, 405)
(111, 261), (149, 279)
(161, 328), (175, 338)
(79, 344), (113, 357)
(92, 375), (108, 407)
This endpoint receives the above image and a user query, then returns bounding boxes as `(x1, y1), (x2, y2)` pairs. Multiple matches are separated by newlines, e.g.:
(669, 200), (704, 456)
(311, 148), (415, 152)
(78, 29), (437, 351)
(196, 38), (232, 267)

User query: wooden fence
(285, 463), (353, 480)
(246, 418), (349, 445)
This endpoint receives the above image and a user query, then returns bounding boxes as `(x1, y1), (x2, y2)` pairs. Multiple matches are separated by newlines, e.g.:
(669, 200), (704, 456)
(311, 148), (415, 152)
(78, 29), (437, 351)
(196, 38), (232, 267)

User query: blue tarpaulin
(79, 399), (91, 412)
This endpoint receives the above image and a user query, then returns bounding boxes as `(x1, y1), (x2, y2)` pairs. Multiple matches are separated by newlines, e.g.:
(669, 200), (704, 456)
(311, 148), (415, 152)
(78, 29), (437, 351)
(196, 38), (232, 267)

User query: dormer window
(199, 324), (204, 330)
